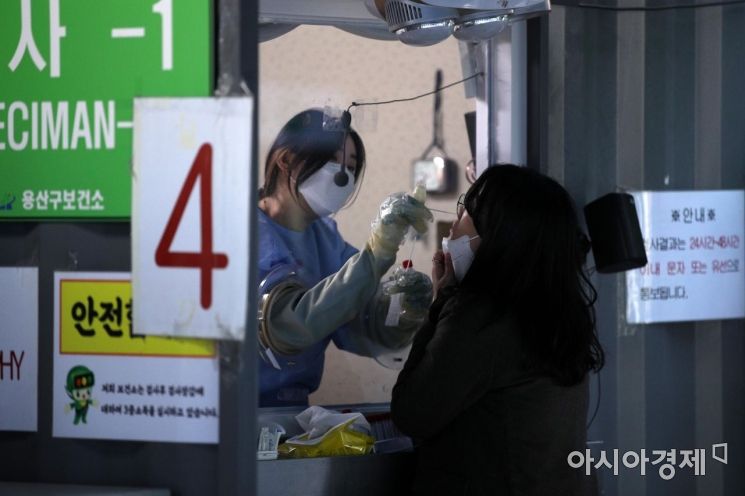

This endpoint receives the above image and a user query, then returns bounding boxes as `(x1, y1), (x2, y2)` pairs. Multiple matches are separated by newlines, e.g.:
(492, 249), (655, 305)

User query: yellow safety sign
(59, 279), (215, 357)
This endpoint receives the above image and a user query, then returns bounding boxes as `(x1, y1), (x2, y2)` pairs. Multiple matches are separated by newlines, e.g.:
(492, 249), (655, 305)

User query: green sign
(0, 0), (211, 219)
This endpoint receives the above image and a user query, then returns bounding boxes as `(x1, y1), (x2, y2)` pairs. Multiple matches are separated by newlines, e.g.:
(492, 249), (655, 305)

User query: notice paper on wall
(626, 190), (745, 324)
(52, 272), (219, 443)
(0, 267), (38, 432)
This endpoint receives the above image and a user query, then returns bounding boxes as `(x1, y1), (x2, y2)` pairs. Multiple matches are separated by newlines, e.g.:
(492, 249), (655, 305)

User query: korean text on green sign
(0, 0), (211, 219)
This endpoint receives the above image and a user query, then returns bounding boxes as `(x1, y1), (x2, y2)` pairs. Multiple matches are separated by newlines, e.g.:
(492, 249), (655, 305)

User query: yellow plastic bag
(278, 417), (374, 458)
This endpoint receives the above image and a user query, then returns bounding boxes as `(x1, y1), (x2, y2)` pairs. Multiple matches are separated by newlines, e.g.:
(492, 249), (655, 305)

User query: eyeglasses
(456, 193), (466, 218)
(426, 193), (467, 218)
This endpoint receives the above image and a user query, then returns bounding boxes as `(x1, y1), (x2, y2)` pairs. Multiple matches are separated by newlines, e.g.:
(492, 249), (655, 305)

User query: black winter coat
(391, 288), (597, 496)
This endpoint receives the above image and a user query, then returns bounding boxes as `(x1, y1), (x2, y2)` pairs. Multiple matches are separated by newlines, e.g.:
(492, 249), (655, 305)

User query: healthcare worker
(257, 108), (433, 407)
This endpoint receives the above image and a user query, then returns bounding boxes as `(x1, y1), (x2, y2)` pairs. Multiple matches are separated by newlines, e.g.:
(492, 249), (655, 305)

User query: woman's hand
(431, 250), (456, 299)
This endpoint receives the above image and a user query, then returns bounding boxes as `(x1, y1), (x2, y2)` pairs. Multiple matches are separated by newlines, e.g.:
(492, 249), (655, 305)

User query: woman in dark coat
(391, 164), (604, 496)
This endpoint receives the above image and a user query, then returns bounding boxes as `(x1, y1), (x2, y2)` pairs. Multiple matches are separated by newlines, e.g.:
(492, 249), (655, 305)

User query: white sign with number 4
(132, 97), (252, 340)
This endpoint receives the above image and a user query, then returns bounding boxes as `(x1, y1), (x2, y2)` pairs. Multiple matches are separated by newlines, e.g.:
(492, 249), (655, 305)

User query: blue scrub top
(257, 208), (359, 407)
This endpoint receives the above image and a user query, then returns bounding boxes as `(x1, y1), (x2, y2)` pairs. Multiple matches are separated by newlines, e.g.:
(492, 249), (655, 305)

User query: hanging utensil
(412, 69), (458, 194)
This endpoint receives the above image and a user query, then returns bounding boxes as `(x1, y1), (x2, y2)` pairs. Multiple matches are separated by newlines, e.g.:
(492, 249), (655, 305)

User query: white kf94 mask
(441, 234), (479, 282)
(298, 161), (355, 217)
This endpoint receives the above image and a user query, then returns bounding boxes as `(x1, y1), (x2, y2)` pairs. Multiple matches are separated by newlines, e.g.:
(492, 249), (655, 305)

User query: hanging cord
(346, 72), (484, 113)
(334, 115), (367, 213)
(336, 71), (482, 211)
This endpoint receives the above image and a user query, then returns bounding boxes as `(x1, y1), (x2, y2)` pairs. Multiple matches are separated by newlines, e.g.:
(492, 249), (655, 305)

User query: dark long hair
(461, 165), (604, 385)
(261, 108), (366, 199)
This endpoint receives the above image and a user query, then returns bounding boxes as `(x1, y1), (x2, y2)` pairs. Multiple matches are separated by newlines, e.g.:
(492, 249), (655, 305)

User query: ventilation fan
(452, 11), (509, 41)
(364, 0), (550, 45)
(383, 0), (459, 46)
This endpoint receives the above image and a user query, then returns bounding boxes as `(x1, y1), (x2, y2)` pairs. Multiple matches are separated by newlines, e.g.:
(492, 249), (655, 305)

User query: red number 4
(155, 143), (228, 309)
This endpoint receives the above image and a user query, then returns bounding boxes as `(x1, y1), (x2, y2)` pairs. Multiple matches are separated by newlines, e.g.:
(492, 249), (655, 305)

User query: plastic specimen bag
(278, 406), (375, 458)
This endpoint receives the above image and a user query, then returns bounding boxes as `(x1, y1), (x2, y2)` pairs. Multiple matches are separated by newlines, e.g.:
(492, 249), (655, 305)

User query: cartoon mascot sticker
(64, 365), (97, 425)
